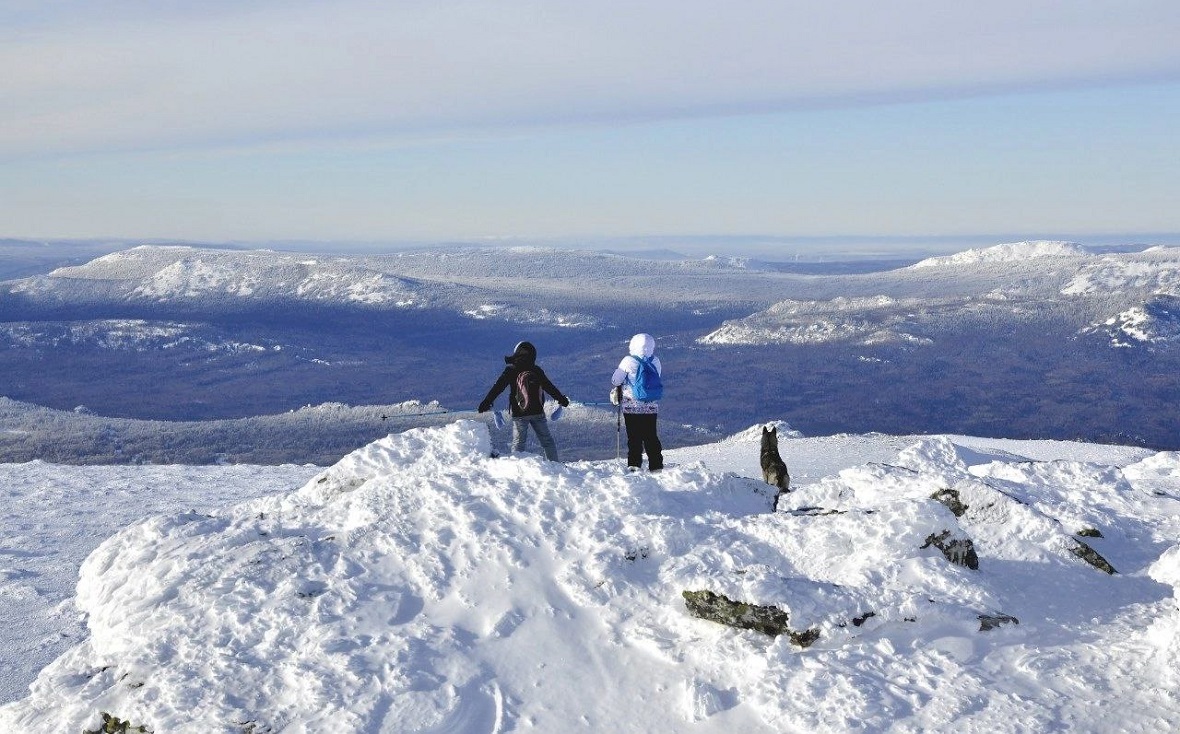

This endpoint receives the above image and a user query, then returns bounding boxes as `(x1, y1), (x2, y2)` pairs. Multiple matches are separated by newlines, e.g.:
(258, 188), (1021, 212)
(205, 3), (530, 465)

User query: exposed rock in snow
(921, 529), (980, 570)
(681, 589), (811, 642)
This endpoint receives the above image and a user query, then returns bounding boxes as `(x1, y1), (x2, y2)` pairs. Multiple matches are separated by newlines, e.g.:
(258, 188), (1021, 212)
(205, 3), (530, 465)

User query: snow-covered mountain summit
(3, 421), (1179, 732)
(12, 245), (430, 308)
(909, 240), (1091, 268)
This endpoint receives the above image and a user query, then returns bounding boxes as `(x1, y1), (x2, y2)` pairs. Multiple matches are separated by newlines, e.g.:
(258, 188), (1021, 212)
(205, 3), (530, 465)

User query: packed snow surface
(3, 422), (1180, 732)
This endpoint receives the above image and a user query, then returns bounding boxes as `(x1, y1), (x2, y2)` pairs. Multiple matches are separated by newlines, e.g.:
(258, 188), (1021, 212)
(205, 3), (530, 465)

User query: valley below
(2, 240), (1177, 463)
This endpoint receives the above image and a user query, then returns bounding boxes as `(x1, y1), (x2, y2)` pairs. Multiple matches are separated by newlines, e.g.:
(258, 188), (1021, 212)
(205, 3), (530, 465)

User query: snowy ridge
(13, 246), (429, 308)
(2, 244), (776, 324)
(0, 397), (721, 465)
(462, 302), (602, 328)
(4, 422), (1180, 731)
(723, 420), (804, 442)
(1062, 246), (1180, 296)
(374, 247), (755, 280)
(910, 240), (1090, 268)
(699, 296), (937, 346)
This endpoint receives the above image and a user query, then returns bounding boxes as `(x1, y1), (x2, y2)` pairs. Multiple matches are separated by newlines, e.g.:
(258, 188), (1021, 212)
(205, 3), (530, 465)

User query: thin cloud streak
(5, 0), (1180, 157)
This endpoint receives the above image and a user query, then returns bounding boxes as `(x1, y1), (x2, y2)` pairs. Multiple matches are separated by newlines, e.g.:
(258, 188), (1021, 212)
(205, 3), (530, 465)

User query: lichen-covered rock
(930, 487), (968, 517)
(682, 589), (819, 646)
(978, 613), (1019, 632)
(84, 711), (153, 733)
(1069, 538), (1117, 574)
(921, 529), (980, 570)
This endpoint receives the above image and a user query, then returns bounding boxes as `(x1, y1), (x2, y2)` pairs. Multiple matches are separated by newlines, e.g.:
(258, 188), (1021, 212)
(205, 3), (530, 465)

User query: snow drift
(4, 422), (1180, 732)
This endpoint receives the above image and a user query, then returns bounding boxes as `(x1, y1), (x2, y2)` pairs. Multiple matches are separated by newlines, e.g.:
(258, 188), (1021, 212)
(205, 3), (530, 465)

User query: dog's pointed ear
(762, 426), (769, 434)
(770, 426), (777, 436)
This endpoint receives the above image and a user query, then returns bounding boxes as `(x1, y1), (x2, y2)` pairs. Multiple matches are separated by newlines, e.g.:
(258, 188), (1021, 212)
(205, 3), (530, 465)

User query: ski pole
(614, 386), (622, 460)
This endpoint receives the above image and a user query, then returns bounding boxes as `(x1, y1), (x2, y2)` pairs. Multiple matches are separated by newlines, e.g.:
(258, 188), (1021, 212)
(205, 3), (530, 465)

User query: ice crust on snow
(4, 423), (1180, 731)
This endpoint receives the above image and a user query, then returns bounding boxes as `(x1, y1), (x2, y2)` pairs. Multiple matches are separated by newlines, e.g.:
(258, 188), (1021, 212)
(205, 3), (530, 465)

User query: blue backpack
(629, 355), (663, 402)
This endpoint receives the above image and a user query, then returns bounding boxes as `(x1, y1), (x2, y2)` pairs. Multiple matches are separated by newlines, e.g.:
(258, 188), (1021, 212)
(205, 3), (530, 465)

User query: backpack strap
(626, 354), (644, 383)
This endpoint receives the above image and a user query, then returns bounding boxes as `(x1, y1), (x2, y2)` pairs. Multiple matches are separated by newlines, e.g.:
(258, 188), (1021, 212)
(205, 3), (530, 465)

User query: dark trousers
(624, 412), (663, 470)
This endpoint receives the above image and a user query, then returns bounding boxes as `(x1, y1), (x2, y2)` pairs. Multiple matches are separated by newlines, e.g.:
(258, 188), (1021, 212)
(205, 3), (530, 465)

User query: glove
(550, 405), (563, 422)
(478, 401), (492, 413)
(609, 386), (621, 406)
(558, 396), (570, 407)
(492, 410), (506, 430)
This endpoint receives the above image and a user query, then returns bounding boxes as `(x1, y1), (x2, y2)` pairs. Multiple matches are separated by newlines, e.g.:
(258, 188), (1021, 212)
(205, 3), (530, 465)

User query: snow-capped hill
(910, 240), (1090, 269)
(699, 296), (935, 346)
(1084, 295), (1180, 348)
(128, 252), (423, 306)
(46, 245), (199, 280)
(4, 244), (767, 319)
(13, 246), (430, 308)
(1062, 247), (1180, 296)
(463, 302), (602, 328)
(724, 421), (804, 442)
(6, 422), (1180, 732)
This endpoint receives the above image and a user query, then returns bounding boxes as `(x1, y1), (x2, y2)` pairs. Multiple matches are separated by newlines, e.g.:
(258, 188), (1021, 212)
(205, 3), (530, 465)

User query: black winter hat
(504, 341), (537, 364)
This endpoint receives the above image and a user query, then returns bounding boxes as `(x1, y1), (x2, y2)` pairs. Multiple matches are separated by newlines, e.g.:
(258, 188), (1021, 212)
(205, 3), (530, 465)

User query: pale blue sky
(3, 1), (1180, 253)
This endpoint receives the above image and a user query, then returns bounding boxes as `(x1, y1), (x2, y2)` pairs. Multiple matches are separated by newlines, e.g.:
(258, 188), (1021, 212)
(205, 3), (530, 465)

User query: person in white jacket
(611, 333), (663, 472)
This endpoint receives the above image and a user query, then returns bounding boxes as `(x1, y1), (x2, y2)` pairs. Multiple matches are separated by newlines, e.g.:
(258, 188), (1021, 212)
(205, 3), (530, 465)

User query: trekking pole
(614, 386), (622, 460)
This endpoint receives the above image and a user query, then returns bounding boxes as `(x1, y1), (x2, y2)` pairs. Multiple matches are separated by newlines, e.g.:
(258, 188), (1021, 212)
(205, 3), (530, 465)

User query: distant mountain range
(2, 240), (1177, 459)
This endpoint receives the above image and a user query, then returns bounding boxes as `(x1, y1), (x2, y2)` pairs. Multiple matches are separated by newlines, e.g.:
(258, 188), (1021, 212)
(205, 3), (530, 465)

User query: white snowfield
(2, 421), (1180, 732)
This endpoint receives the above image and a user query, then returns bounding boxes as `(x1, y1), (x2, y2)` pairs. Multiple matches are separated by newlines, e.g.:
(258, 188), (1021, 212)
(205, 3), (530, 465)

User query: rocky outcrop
(921, 529), (980, 570)
(978, 613), (1019, 632)
(1069, 538), (1117, 574)
(930, 487), (969, 517)
(682, 590), (819, 647)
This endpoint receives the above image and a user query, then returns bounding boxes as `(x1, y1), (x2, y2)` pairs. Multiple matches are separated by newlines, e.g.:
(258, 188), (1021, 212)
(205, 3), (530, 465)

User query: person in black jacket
(478, 341), (569, 461)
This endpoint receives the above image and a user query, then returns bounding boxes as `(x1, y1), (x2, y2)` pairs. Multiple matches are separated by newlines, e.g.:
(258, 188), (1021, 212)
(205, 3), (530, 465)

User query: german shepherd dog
(761, 426), (791, 511)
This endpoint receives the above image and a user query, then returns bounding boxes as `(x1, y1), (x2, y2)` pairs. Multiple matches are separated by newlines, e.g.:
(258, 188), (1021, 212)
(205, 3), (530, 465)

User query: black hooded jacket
(478, 341), (569, 418)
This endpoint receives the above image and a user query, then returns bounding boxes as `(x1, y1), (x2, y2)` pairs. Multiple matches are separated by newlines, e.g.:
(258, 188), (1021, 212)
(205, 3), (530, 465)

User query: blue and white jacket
(611, 333), (662, 415)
